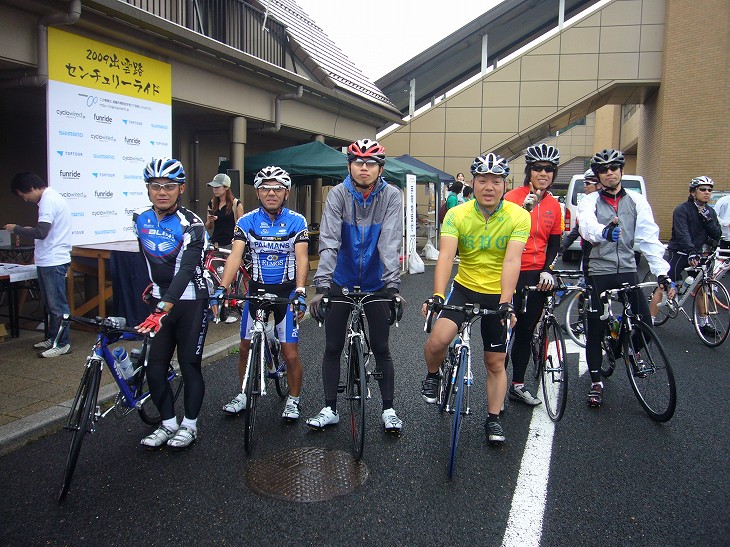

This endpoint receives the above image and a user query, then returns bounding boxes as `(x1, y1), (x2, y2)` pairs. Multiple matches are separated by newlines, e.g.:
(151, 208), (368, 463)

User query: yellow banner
(48, 28), (171, 105)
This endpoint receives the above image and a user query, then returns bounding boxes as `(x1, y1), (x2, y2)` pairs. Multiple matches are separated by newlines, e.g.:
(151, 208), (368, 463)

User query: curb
(0, 333), (242, 456)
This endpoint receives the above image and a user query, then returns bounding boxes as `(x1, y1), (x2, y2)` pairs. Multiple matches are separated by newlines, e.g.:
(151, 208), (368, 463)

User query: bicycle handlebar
(323, 290), (402, 327)
(598, 281), (656, 320)
(424, 301), (506, 341)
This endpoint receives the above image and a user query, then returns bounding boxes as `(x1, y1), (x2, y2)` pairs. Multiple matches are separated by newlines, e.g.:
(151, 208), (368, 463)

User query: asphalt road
(2, 261), (728, 546)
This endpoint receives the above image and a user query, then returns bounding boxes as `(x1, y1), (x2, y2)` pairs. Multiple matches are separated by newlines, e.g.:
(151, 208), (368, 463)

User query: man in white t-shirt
(4, 172), (72, 357)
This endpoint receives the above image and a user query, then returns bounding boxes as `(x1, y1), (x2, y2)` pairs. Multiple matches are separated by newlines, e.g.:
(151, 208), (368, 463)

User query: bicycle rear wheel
(447, 350), (466, 479)
(347, 336), (367, 461)
(692, 280), (730, 347)
(243, 334), (263, 455)
(564, 291), (588, 347)
(58, 360), (102, 504)
(437, 351), (454, 413)
(642, 271), (671, 326)
(541, 318), (568, 421)
(624, 321), (676, 422)
(136, 364), (184, 425)
(271, 341), (289, 398)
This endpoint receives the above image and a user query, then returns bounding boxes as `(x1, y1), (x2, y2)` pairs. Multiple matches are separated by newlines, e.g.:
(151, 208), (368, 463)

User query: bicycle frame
(203, 244), (250, 303)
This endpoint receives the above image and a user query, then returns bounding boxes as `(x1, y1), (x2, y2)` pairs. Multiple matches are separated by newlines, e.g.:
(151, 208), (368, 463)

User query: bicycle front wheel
(692, 280), (730, 347)
(447, 349), (466, 479)
(624, 321), (676, 422)
(243, 333), (263, 455)
(58, 361), (102, 504)
(137, 364), (184, 425)
(541, 318), (568, 422)
(564, 291), (588, 347)
(347, 336), (367, 461)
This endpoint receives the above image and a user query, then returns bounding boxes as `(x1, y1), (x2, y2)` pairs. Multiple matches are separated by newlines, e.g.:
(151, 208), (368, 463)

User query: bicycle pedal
(337, 382), (346, 394)
(371, 369), (383, 380)
(366, 387), (372, 399)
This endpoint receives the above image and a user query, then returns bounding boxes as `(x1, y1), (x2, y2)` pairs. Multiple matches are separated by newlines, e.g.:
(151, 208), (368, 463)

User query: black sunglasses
(531, 164), (556, 173)
(594, 162), (623, 174)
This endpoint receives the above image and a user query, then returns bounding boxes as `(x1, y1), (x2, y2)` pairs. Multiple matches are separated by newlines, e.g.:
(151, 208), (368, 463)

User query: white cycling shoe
(306, 406), (339, 430)
(223, 392), (246, 414)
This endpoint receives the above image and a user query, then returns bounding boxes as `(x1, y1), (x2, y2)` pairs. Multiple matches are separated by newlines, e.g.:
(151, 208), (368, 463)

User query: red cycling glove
(137, 309), (167, 333)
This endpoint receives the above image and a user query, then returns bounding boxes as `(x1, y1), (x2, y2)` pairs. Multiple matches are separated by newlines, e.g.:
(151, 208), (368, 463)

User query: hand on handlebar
(422, 293), (445, 319)
(657, 275), (677, 299)
(537, 271), (555, 291)
(210, 286), (227, 308)
(688, 253), (701, 267)
(386, 287), (405, 324)
(498, 302), (517, 329)
(290, 289), (307, 321)
(309, 290), (328, 324)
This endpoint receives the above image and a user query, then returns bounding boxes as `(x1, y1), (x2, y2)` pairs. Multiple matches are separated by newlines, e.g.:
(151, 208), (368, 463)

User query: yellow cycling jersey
(441, 199), (531, 294)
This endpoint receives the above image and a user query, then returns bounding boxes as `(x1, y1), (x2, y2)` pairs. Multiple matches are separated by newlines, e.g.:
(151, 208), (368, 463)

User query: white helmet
(471, 153), (510, 177)
(254, 166), (291, 189)
(689, 176), (714, 189)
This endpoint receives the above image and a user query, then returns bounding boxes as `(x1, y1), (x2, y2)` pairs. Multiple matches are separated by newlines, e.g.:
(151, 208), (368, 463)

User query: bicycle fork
(447, 343), (471, 416)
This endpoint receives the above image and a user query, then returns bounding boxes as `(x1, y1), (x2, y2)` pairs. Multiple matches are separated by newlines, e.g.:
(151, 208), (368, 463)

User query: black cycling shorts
(441, 281), (507, 353)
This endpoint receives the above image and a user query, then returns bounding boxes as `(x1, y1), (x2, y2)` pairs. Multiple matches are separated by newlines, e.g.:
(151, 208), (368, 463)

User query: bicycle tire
(270, 340), (289, 398)
(624, 321), (676, 422)
(564, 291), (588, 347)
(58, 361), (102, 504)
(437, 351), (454, 413)
(137, 365), (184, 425)
(642, 271), (671, 326)
(243, 333), (262, 455)
(692, 279), (730, 347)
(541, 318), (568, 421)
(347, 336), (367, 462)
(530, 326), (541, 379)
(447, 349), (466, 479)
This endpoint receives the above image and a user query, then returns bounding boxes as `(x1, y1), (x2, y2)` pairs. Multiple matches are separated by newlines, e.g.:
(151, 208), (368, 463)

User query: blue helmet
(144, 157), (186, 183)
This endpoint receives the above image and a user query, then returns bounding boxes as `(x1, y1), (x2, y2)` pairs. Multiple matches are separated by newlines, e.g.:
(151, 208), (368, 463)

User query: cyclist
(503, 143), (564, 406)
(650, 176), (721, 333)
(307, 139), (405, 433)
(421, 153), (529, 444)
(577, 149), (675, 407)
(134, 157), (210, 450)
(214, 166), (309, 421)
(560, 169), (600, 276)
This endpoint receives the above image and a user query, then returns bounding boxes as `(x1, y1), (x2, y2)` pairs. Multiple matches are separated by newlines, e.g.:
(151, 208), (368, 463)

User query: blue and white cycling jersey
(233, 207), (309, 285)
(133, 206), (208, 301)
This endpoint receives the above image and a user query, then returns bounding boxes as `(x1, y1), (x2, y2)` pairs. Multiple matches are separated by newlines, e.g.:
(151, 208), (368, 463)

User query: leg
(37, 264), (71, 348)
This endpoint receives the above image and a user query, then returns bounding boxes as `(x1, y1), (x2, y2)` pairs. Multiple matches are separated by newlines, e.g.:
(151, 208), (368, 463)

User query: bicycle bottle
(112, 346), (134, 380)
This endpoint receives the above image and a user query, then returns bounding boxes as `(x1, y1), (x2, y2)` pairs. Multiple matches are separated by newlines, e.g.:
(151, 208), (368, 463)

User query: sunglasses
(695, 187), (713, 192)
(258, 185), (286, 193)
(594, 163), (623, 174)
(148, 182), (181, 192)
(351, 159), (381, 167)
(473, 164), (508, 176)
(531, 165), (556, 173)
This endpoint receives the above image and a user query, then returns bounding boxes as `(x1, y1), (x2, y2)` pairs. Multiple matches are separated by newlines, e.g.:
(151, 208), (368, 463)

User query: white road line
(502, 407), (555, 547)
(502, 342), (587, 546)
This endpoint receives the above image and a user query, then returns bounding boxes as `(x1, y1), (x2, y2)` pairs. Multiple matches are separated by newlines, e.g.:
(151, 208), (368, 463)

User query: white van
(562, 174), (647, 262)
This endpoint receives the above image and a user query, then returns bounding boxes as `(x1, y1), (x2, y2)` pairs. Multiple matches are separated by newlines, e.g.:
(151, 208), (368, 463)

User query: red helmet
(347, 139), (386, 165)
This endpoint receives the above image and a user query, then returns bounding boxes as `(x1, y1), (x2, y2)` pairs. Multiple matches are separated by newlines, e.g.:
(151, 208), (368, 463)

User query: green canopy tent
(244, 141), (348, 183)
(244, 141), (439, 186)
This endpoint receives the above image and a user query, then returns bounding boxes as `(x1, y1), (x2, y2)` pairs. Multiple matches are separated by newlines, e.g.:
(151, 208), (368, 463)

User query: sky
(294, 0), (504, 82)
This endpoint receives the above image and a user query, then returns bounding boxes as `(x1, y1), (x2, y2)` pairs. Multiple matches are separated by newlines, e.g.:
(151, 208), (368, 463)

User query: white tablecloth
(0, 263), (37, 282)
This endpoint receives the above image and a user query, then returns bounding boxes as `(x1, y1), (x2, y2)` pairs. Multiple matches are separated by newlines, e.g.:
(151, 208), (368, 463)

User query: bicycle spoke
(693, 280), (730, 347)
(348, 337), (366, 461)
(541, 319), (568, 421)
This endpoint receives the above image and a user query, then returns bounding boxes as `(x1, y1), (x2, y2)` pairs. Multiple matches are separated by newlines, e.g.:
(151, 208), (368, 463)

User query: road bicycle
(560, 274), (591, 348)
(598, 282), (676, 422)
(56, 314), (182, 503)
(425, 301), (504, 478)
(518, 272), (585, 422)
(318, 288), (401, 462)
(203, 244), (251, 322)
(224, 290), (291, 455)
(643, 249), (730, 347)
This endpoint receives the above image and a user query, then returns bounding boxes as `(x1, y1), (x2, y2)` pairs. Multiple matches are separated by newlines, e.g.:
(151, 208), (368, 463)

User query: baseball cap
(207, 173), (231, 188)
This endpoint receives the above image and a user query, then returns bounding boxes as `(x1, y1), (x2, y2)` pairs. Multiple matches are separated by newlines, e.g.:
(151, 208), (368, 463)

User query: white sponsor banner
(406, 174), (417, 258)
(46, 29), (172, 245)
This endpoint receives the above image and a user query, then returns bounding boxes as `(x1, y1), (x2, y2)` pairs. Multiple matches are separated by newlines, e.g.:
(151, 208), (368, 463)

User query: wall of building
(637, 0), (730, 237)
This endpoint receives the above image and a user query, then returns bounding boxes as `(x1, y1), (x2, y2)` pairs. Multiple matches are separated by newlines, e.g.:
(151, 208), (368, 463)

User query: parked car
(562, 174), (647, 262)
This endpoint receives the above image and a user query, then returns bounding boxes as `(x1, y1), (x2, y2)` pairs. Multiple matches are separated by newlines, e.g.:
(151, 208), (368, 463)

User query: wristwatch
(156, 301), (169, 313)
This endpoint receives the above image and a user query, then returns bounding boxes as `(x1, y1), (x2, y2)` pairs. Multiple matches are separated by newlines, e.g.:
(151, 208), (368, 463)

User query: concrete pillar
(230, 116), (246, 206)
(312, 134), (325, 225)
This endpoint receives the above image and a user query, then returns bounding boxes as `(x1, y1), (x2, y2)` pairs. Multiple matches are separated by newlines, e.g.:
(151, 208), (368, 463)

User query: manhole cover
(245, 446), (368, 502)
